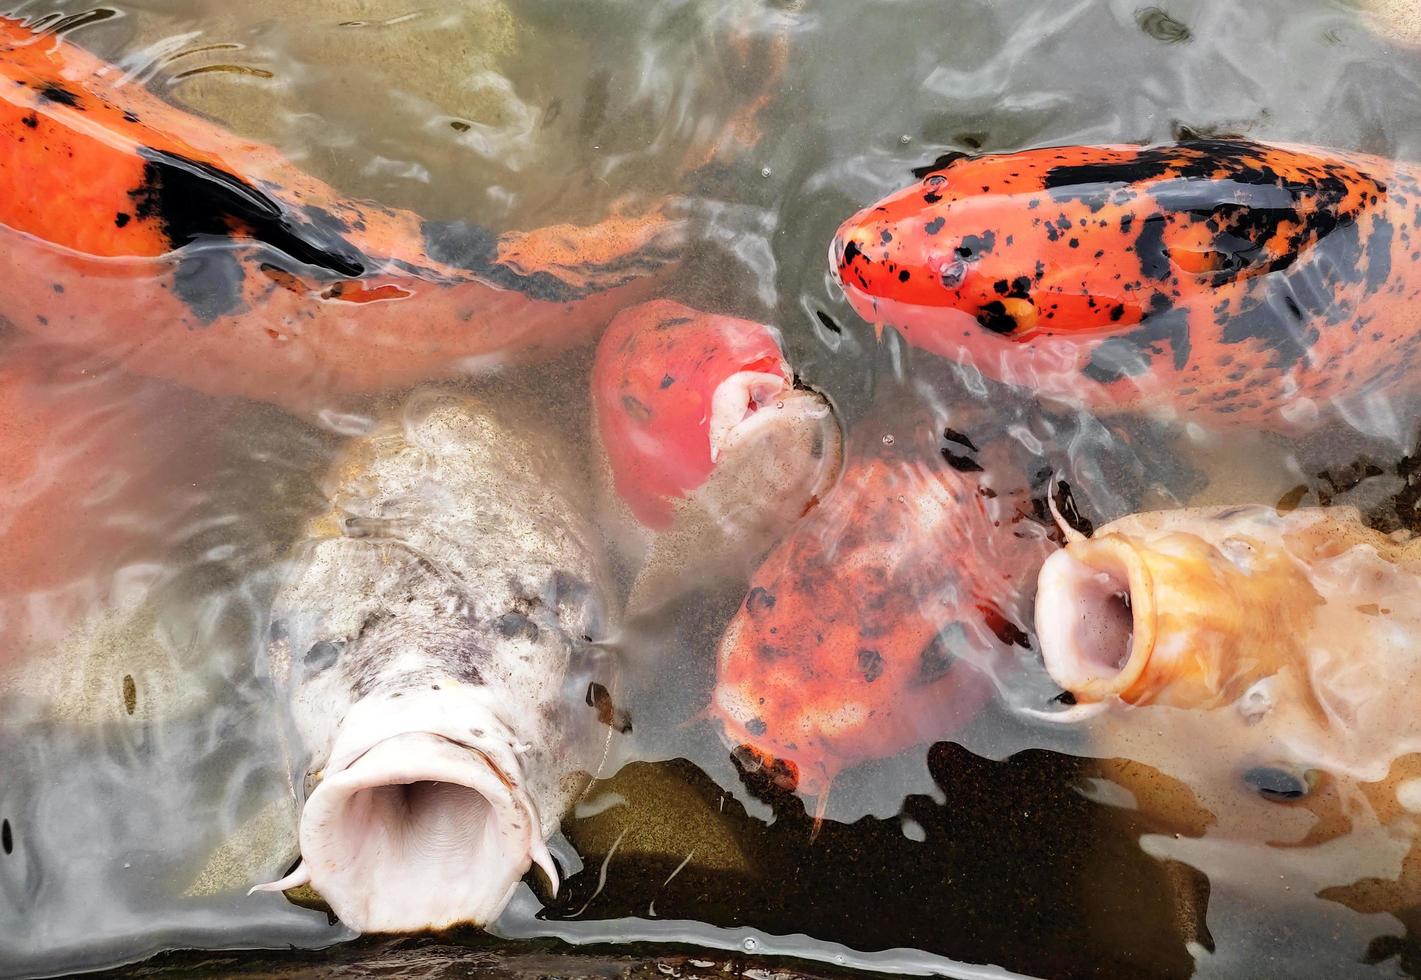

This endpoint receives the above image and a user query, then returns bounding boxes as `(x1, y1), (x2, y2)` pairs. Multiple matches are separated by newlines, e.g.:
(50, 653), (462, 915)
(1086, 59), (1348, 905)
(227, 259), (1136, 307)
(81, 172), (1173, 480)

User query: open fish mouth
(707, 368), (798, 462)
(1035, 536), (1156, 702)
(254, 692), (558, 934)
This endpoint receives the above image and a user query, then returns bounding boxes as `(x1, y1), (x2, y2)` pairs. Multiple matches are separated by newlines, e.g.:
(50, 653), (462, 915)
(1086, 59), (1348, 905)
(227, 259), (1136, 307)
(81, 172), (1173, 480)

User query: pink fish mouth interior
(1036, 539), (1152, 701)
(707, 368), (794, 462)
(257, 730), (554, 933)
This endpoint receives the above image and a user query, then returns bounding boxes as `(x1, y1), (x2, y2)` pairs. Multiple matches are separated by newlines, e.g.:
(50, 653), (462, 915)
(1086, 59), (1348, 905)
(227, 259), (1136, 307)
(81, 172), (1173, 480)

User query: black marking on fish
(1135, 213), (1171, 280)
(423, 218), (656, 303)
(981, 604), (1032, 649)
(172, 243), (247, 324)
(957, 231), (996, 259)
(620, 392), (653, 423)
(1083, 307), (1191, 383)
(941, 445), (984, 473)
(1365, 215), (1394, 292)
(745, 586), (776, 615)
(130, 149), (367, 281)
(37, 82), (81, 108)
(913, 622), (966, 686)
(1218, 260), (1337, 370)
(857, 648), (884, 683)
(942, 428), (980, 453)
(911, 151), (971, 179)
(976, 300), (1018, 335)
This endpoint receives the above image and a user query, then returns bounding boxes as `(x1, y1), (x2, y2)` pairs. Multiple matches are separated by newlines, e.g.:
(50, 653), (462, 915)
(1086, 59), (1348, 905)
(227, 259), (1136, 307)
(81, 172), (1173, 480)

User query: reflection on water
(5, 0), (1421, 977)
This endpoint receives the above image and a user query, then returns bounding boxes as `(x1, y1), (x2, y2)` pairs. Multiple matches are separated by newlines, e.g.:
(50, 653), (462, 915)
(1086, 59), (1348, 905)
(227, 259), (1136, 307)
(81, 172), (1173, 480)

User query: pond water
(4, 1), (1421, 977)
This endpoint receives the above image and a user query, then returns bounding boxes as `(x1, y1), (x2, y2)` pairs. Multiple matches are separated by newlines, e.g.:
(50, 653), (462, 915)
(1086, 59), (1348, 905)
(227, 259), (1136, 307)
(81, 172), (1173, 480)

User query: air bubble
(882, 434), (895, 446)
(742, 936), (758, 952)
(899, 134), (911, 144)
(760, 167), (773, 178)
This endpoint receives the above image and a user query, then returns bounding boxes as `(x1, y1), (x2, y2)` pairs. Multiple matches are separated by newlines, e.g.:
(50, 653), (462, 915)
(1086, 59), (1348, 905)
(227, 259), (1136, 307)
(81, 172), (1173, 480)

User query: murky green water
(5, 1), (1421, 977)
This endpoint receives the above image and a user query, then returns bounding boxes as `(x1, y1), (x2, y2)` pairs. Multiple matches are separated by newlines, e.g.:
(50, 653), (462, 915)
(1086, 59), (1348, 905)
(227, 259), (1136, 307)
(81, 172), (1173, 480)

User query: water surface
(4, 1), (1421, 977)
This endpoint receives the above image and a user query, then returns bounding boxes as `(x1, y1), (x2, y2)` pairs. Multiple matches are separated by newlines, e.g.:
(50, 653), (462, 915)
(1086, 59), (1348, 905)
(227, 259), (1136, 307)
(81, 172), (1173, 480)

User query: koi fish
(255, 393), (618, 932)
(833, 139), (1421, 429)
(590, 299), (842, 611)
(1034, 505), (1421, 914)
(0, 16), (679, 411)
(712, 427), (1055, 799)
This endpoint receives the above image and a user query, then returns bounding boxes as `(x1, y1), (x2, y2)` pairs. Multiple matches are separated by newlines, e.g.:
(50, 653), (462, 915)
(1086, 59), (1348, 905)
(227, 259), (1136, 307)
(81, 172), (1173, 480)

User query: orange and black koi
(712, 425), (1056, 800)
(833, 139), (1421, 429)
(0, 16), (680, 409)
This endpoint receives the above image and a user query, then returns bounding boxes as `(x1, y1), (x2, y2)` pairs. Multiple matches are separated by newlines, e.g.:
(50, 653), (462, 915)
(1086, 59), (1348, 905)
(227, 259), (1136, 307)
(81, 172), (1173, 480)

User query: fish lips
(256, 689), (558, 933)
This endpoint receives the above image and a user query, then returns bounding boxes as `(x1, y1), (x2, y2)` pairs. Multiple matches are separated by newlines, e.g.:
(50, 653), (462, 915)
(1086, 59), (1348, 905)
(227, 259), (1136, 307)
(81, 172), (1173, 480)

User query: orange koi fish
(833, 139), (1421, 430)
(0, 16), (679, 410)
(591, 300), (842, 611)
(712, 427), (1056, 800)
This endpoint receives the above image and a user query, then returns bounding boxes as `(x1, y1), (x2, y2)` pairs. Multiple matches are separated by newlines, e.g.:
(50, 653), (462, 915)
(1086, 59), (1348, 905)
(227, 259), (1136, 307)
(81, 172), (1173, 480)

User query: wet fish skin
(590, 300), (843, 613)
(1035, 505), (1421, 912)
(0, 15), (679, 413)
(712, 430), (1055, 799)
(258, 392), (618, 933)
(833, 139), (1421, 430)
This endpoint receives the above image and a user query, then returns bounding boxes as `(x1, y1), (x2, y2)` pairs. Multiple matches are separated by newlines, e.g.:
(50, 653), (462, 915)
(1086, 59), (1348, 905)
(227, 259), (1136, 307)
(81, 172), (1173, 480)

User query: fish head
(260, 475), (614, 932)
(712, 450), (1052, 797)
(593, 300), (844, 612)
(1035, 505), (1321, 708)
(833, 140), (1389, 419)
(592, 299), (829, 528)
(1034, 505), (1421, 860)
(832, 147), (1155, 348)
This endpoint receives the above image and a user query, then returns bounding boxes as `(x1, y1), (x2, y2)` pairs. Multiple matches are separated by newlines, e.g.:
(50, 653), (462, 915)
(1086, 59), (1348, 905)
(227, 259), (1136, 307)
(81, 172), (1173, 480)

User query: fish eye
(303, 639), (344, 671)
(940, 258), (967, 288)
(1242, 766), (1314, 802)
(925, 174), (948, 188)
(497, 611), (540, 642)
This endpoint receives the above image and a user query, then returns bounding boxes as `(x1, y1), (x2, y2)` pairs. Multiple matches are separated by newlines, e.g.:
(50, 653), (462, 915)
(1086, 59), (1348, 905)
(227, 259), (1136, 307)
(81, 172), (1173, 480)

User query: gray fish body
(258, 392), (617, 933)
